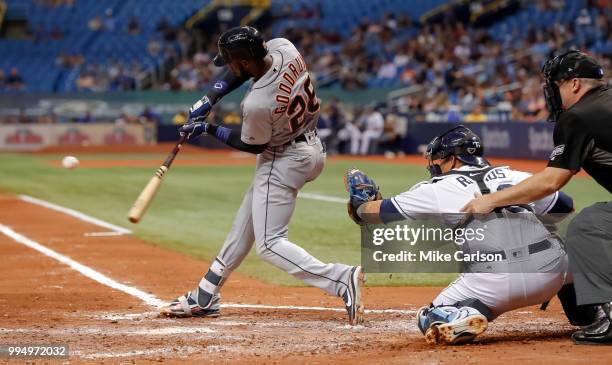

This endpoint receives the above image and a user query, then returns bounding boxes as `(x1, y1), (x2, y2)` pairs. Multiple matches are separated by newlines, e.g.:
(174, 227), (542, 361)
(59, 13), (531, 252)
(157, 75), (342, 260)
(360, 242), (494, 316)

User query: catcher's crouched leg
(417, 299), (491, 345)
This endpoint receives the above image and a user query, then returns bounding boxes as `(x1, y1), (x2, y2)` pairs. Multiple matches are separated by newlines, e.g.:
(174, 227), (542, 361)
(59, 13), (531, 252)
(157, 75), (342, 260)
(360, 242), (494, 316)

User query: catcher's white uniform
(388, 164), (567, 318)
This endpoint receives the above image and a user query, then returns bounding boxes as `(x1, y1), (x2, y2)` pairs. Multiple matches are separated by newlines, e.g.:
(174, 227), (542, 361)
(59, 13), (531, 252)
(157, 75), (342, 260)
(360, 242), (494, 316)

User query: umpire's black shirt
(548, 85), (612, 193)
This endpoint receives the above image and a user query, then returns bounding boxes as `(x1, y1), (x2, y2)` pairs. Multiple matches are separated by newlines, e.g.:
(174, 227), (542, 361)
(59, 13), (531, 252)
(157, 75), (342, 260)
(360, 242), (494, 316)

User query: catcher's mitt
(344, 168), (382, 225)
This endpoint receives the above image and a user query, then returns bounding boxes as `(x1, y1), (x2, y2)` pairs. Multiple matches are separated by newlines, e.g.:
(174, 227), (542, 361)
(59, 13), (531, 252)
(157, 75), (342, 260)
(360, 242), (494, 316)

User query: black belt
(283, 130), (317, 146)
(488, 239), (553, 260)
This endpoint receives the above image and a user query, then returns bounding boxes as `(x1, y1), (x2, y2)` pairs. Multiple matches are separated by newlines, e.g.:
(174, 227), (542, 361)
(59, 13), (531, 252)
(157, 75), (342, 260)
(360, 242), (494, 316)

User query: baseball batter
(345, 126), (577, 344)
(160, 26), (365, 325)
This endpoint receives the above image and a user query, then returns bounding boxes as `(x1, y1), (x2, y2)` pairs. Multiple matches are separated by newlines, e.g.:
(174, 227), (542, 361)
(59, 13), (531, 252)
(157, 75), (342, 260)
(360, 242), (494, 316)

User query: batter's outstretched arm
(206, 69), (249, 104)
(189, 70), (249, 122)
(207, 124), (268, 154)
(179, 118), (268, 154)
(180, 69), (268, 154)
(179, 121), (268, 154)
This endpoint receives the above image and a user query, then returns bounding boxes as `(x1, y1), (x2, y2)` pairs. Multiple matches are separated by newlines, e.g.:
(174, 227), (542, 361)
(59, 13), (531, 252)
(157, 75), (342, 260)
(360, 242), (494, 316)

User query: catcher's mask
(541, 50), (604, 122)
(213, 26), (268, 67)
(425, 125), (489, 177)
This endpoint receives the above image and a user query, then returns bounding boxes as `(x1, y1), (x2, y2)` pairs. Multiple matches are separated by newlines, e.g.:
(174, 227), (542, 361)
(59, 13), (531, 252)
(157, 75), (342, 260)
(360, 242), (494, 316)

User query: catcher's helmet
(425, 125), (489, 177)
(213, 26), (268, 67)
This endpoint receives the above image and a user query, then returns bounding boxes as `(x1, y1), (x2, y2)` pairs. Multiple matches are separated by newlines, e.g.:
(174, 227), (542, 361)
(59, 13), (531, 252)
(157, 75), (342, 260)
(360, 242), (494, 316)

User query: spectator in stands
(56, 53), (84, 68)
(111, 62), (138, 90)
(377, 59), (398, 79)
(88, 15), (103, 32)
(268, 2), (610, 124)
(0, 70), (5, 90)
(379, 107), (408, 158)
(127, 16), (140, 35)
(464, 104), (488, 123)
(359, 105), (385, 154)
(6, 68), (25, 91)
(316, 98), (343, 153)
(18, 109), (33, 124)
(37, 0), (74, 7)
(50, 26), (63, 39)
(73, 60), (142, 92)
(114, 112), (138, 125)
(444, 104), (464, 123)
(172, 111), (188, 125)
(337, 107), (362, 154)
(175, 59), (198, 91)
(76, 112), (93, 123)
(139, 107), (162, 125)
(576, 8), (593, 27)
(317, 109), (334, 150)
(164, 69), (183, 91)
(103, 8), (116, 32)
(177, 29), (193, 56)
(156, 17), (170, 34)
(76, 69), (99, 92)
(520, 88), (548, 122)
(37, 114), (57, 124)
(148, 37), (162, 57)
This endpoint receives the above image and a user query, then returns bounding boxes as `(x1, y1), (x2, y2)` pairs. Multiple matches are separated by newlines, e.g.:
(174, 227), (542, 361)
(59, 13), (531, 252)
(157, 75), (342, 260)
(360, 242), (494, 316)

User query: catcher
(344, 125), (593, 345)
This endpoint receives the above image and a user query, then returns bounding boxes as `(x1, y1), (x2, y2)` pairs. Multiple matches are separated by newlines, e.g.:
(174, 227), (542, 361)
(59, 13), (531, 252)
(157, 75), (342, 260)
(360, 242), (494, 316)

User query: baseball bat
(128, 134), (188, 223)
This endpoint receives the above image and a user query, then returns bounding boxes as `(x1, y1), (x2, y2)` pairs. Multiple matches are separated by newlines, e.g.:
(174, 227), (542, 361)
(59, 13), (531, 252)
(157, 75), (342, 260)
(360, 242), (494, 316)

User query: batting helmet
(213, 26), (268, 67)
(425, 125), (489, 177)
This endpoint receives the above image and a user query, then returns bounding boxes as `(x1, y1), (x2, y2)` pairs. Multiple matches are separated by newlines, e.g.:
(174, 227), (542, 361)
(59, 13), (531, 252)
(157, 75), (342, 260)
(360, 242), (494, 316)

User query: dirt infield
(1, 194), (610, 364)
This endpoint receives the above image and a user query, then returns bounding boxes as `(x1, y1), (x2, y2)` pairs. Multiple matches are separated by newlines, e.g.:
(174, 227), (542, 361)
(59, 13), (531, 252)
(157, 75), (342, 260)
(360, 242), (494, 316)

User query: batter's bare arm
(461, 167), (574, 214)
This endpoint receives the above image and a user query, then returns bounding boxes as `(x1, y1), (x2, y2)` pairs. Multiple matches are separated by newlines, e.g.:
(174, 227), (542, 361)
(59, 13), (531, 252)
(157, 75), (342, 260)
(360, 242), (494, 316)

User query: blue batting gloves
(179, 121), (209, 139)
(188, 96), (212, 122)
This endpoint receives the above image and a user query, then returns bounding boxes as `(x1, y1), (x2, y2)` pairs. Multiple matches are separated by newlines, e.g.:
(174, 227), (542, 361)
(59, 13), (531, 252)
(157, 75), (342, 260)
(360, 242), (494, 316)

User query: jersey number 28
(287, 76), (319, 131)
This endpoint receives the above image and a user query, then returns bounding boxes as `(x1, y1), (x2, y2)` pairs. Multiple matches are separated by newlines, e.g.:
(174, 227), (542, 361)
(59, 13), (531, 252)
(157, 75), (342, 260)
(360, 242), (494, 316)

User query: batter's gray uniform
(198, 38), (354, 301)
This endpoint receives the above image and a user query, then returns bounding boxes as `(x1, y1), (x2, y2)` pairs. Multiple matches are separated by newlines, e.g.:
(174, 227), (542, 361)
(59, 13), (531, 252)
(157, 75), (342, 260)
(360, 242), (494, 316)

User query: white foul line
(84, 232), (127, 237)
(18, 193), (342, 236)
(0, 224), (162, 308)
(0, 222), (415, 316)
(19, 195), (132, 235)
(298, 192), (345, 204)
(0, 202), (415, 314)
(222, 303), (415, 315)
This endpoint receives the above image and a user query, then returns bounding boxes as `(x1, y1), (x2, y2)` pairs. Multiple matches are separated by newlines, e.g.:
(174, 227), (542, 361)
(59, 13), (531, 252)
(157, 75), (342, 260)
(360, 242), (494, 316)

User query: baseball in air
(61, 156), (79, 170)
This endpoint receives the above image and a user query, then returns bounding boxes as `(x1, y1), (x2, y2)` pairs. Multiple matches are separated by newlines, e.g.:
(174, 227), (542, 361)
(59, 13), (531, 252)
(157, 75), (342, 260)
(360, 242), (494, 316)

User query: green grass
(0, 152), (609, 287)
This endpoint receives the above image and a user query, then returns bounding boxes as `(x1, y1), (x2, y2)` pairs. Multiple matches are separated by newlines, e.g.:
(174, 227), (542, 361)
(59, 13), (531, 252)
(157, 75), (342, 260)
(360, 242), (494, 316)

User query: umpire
(462, 50), (612, 345)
